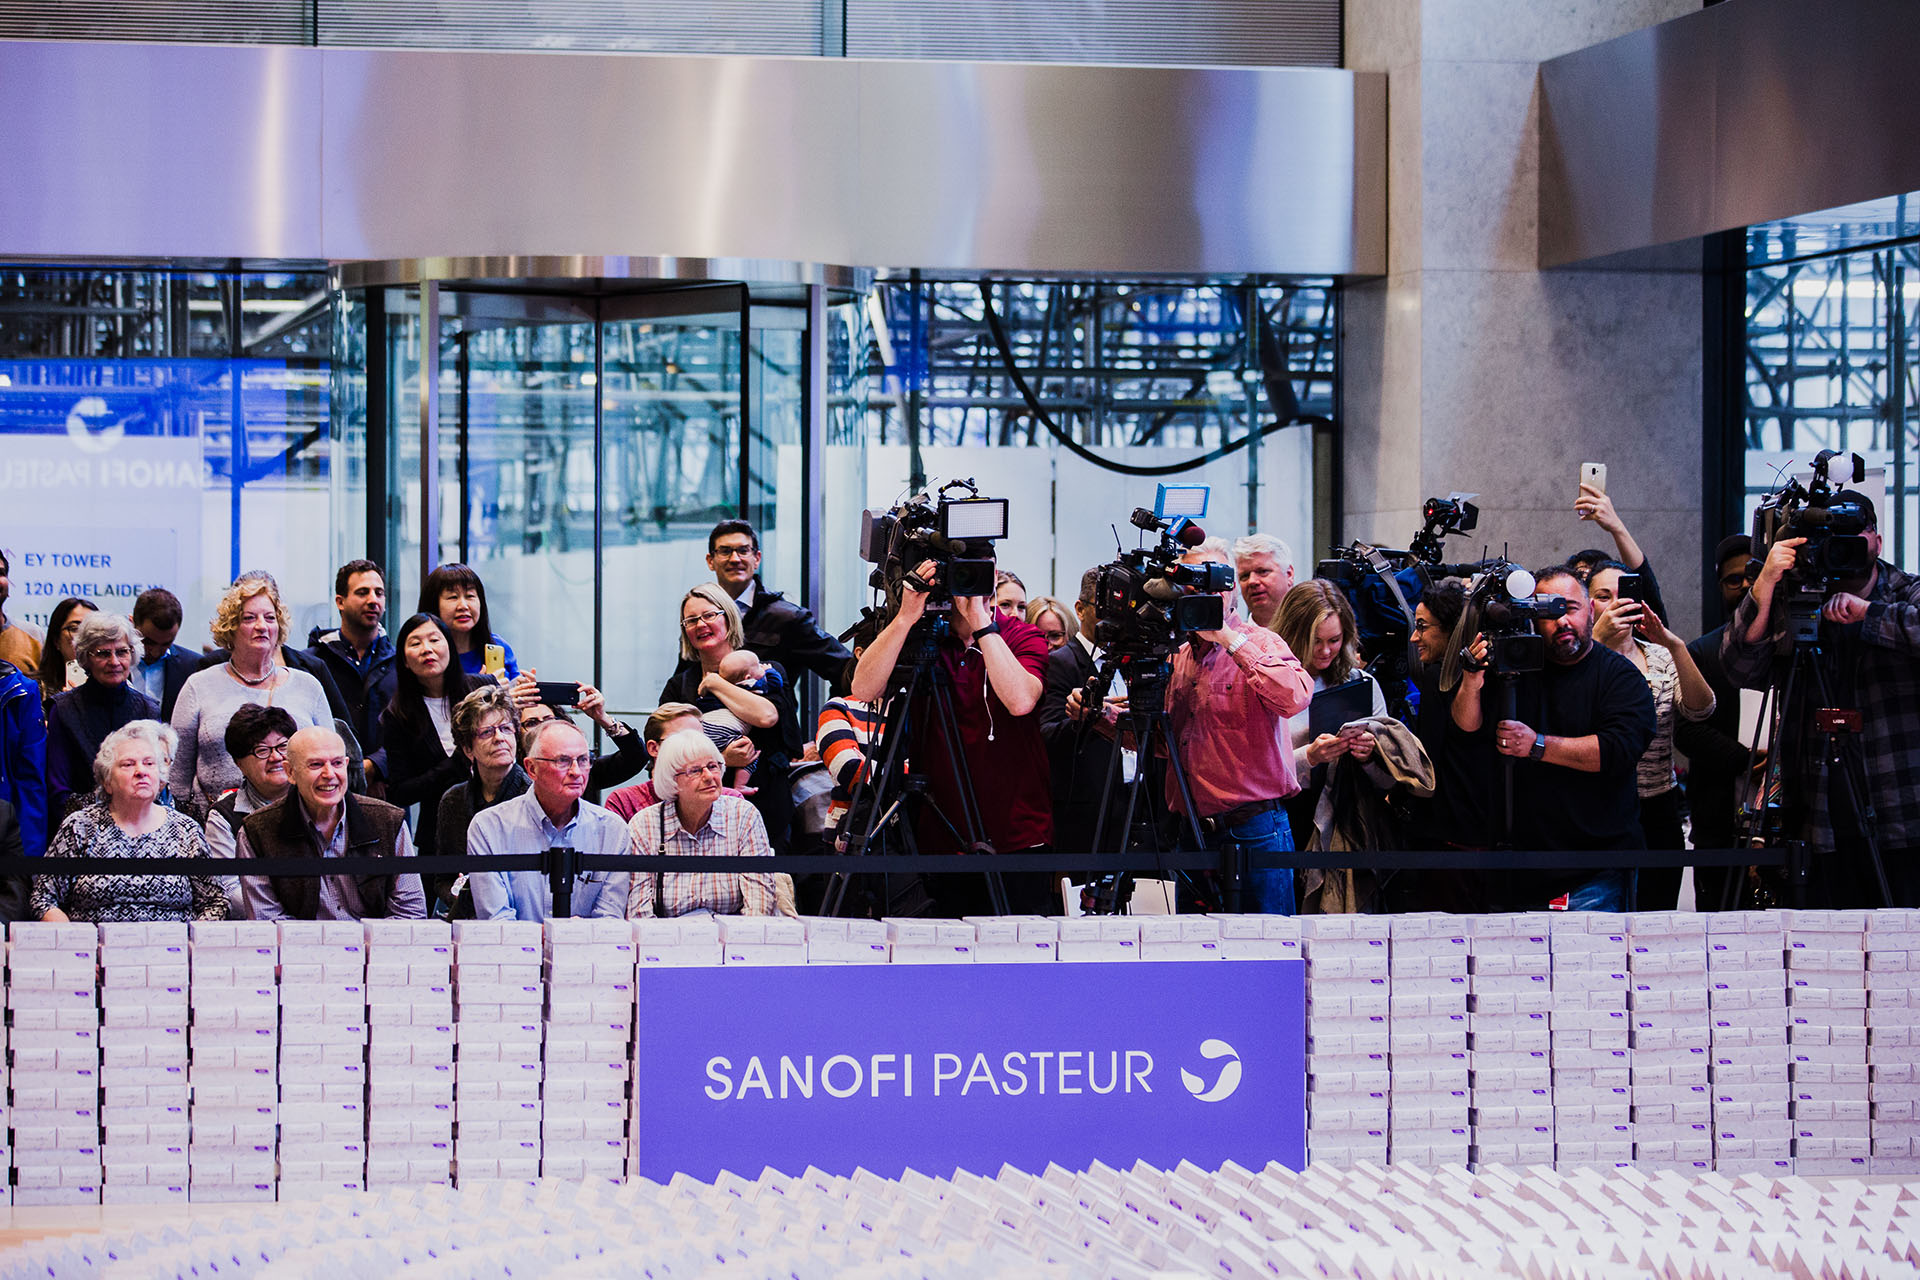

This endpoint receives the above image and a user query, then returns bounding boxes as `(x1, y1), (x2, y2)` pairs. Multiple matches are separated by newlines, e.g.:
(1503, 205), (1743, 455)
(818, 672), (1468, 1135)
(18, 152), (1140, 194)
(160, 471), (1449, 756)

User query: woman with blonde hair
(660, 583), (796, 848)
(1024, 596), (1077, 652)
(169, 574), (330, 809)
(1274, 581), (1390, 845)
(34, 720), (228, 923)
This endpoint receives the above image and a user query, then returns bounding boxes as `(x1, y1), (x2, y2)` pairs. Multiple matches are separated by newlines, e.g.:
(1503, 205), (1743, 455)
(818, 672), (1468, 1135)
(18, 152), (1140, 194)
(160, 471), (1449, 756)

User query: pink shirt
(604, 778), (744, 824)
(1165, 616), (1313, 818)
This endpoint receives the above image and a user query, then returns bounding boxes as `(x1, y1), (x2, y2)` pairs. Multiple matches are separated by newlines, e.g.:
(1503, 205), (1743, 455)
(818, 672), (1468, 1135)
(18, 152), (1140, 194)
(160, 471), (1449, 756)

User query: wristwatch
(1529, 734), (1547, 761)
(974, 619), (1002, 640)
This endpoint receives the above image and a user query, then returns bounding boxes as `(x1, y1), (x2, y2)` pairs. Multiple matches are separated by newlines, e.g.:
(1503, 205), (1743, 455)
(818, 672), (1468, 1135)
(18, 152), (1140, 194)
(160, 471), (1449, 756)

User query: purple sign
(633, 960), (1304, 1180)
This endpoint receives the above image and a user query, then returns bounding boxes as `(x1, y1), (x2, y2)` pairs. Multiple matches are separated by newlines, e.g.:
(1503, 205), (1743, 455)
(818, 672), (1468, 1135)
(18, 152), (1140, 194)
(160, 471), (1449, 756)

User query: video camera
(1752, 450), (1875, 595)
(859, 479), (1010, 610)
(1465, 559), (1569, 677)
(1088, 485), (1233, 660)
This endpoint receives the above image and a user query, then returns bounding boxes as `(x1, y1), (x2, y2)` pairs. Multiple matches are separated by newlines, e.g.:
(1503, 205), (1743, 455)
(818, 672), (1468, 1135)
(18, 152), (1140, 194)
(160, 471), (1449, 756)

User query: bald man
(235, 725), (425, 921)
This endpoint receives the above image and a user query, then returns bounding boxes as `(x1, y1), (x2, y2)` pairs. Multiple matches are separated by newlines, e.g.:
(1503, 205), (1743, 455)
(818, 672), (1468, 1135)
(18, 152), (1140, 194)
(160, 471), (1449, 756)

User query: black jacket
(671, 578), (852, 699)
(1675, 623), (1749, 854)
(154, 645), (205, 723)
(303, 626), (399, 774)
(378, 702), (471, 864)
(0, 799), (32, 925)
(1037, 642), (1127, 855)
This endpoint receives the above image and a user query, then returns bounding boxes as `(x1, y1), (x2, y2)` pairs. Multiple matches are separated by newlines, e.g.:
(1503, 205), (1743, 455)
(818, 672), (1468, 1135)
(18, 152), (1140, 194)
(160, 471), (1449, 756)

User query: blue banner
(633, 960), (1305, 1180)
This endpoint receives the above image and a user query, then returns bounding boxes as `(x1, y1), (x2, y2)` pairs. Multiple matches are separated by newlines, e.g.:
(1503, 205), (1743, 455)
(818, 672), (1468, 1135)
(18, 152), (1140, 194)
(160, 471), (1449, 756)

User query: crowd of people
(0, 480), (1914, 927)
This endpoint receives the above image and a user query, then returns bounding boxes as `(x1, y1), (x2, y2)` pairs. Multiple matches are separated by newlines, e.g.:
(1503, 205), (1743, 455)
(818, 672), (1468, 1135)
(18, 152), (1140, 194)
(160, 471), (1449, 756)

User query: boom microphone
(1173, 520), (1208, 549)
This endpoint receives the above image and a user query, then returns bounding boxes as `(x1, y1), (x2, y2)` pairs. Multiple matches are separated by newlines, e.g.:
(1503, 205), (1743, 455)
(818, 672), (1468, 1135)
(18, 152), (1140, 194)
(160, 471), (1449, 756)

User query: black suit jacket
(1037, 642), (1125, 854)
(156, 645), (205, 723)
(0, 799), (32, 925)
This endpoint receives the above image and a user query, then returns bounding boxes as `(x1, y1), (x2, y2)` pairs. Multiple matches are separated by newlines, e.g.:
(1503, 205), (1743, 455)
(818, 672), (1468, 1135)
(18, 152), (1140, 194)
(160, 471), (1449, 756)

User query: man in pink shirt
(1165, 539), (1313, 913)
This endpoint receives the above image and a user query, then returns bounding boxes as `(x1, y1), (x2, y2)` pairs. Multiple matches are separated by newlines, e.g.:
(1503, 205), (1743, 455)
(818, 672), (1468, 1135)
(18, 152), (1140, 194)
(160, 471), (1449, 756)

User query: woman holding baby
(660, 584), (799, 849)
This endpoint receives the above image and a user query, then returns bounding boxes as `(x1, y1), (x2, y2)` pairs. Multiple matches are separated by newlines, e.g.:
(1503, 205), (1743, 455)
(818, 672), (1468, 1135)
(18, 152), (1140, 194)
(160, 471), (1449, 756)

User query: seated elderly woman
(626, 729), (777, 918)
(32, 720), (228, 923)
(202, 703), (299, 918)
(46, 611), (159, 822)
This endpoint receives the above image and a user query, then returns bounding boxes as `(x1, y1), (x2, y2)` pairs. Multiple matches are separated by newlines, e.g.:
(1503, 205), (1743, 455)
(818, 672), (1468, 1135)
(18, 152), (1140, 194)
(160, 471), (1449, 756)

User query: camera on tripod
(1465, 560), (1569, 677)
(1088, 485), (1232, 660)
(859, 479), (1010, 609)
(1753, 449), (1874, 592)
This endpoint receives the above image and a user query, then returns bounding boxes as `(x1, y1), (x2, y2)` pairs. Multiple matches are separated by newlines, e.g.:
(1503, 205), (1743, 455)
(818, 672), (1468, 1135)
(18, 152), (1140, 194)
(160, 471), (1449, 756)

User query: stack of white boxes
(0, 929), (8, 1206)
(1384, 914), (1469, 1166)
(276, 920), (368, 1197)
(1865, 909), (1920, 1175)
(1706, 911), (1792, 1175)
(1784, 909), (1871, 1176)
(1138, 916), (1224, 961)
(1299, 916), (1389, 1168)
(633, 915), (723, 967)
(1549, 912), (1633, 1169)
(965, 916), (1058, 963)
(98, 921), (190, 1203)
(450, 920), (545, 1184)
(544, 919), (633, 1183)
(188, 920), (280, 1202)
(884, 918), (979, 964)
(1625, 913), (1712, 1171)
(717, 915), (808, 965)
(365, 920), (455, 1187)
(8, 922), (101, 1204)
(1466, 913), (1553, 1168)
(1208, 914), (1301, 963)
(803, 917), (892, 965)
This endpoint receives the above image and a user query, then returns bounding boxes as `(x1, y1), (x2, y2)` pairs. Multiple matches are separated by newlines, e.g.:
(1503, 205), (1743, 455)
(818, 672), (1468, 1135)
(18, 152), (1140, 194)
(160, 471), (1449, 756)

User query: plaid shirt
(1721, 559), (1920, 853)
(625, 794), (775, 918)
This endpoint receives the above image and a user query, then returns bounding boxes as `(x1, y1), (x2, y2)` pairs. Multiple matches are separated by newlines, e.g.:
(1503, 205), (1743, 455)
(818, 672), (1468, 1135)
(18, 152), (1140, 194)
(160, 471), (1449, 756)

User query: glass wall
(831, 277), (1337, 618)
(1745, 235), (1920, 570)
(0, 265), (332, 651)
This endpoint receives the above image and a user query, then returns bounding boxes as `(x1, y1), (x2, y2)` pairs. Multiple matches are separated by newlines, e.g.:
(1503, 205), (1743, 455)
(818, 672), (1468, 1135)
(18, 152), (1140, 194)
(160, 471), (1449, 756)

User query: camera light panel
(1154, 484), (1209, 521)
(940, 497), (1010, 541)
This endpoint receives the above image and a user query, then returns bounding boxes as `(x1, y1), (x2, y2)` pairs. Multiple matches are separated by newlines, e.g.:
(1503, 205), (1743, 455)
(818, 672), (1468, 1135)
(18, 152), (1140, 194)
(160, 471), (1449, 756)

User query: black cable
(977, 279), (1332, 477)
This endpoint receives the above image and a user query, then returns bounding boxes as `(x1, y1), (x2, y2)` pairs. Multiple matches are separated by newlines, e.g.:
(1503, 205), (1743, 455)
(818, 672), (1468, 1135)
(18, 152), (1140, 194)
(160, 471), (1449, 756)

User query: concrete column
(1343, 0), (1706, 635)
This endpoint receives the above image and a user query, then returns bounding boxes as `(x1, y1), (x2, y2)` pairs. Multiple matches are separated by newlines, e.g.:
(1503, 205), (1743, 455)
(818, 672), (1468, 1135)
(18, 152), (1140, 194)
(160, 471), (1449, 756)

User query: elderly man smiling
(466, 717), (631, 921)
(234, 724), (425, 921)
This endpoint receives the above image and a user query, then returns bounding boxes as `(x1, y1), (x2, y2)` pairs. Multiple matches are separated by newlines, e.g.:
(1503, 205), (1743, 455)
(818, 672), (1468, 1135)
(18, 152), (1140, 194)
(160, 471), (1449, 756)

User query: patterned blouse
(1631, 639), (1715, 799)
(30, 802), (230, 923)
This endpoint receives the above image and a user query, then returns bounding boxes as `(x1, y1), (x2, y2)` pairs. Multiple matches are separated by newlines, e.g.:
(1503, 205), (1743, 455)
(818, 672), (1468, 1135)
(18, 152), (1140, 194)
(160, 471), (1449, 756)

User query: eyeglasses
(674, 761), (724, 781)
(1720, 566), (1760, 589)
(711, 544), (757, 560)
(531, 754), (593, 773)
(250, 742), (290, 760)
(472, 721), (518, 740)
(92, 646), (134, 661)
(682, 610), (726, 631)
(1410, 619), (1435, 635)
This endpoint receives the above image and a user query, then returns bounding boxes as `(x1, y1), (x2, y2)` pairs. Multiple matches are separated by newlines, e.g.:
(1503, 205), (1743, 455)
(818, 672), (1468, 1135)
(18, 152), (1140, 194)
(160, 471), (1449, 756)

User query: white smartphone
(1580, 462), (1607, 495)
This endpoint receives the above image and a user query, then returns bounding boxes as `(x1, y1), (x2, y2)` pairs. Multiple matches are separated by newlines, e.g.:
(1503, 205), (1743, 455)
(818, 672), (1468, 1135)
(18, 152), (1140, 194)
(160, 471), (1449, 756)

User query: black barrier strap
(0, 848), (1785, 878)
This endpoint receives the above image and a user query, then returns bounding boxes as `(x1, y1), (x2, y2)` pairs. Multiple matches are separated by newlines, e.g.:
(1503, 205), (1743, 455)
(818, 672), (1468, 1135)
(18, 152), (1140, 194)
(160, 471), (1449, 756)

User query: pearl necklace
(227, 659), (279, 687)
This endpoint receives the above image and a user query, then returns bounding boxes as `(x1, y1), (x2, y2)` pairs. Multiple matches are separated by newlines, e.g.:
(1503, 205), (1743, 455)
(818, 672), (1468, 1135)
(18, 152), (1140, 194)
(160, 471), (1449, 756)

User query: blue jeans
(1563, 870), (1628, 913)
(1226, 807), (1296, 915)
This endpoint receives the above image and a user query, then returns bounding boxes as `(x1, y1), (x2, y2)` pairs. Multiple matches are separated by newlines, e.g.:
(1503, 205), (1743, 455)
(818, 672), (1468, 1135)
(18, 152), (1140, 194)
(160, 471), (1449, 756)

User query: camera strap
(1363, 547), (1417, 628)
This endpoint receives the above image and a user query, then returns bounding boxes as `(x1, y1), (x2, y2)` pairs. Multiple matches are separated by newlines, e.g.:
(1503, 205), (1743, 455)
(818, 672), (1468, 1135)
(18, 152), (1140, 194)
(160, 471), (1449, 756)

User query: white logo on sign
(1180, 1038), (1242, 1103)
(66, 396), (125, 454)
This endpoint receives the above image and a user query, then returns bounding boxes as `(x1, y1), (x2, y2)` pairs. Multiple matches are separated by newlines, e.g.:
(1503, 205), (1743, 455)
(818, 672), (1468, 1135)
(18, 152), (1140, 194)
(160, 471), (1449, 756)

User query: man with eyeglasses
(695, 519), (853, 698)
(465, 718), (631, 920)
(235, 725), (425, 921)
(203, 703), (299, 917)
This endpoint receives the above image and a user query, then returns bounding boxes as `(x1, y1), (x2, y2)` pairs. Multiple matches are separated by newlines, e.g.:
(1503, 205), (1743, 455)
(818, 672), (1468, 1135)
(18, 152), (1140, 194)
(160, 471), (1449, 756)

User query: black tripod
(819, 618), (1009, 918)
(1079, 654), (1211, 915)
(1742, 602), (1893, 909)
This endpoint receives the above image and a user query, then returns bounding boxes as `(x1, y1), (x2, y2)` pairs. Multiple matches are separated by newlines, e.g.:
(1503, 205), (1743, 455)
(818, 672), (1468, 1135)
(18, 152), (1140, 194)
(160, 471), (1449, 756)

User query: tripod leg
(927, 677), (1008, 915)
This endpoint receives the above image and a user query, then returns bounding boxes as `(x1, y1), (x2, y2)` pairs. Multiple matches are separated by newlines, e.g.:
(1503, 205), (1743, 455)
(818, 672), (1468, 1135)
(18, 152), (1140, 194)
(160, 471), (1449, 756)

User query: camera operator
(1452, 566), (1655, 912)
(1132, 538), (1313, 914)
(849, 558), (1052, 913)
(1721, 493), (1920, 907)
(1675, 534), (1761, 909)
(1397, 578), (1492, 912)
